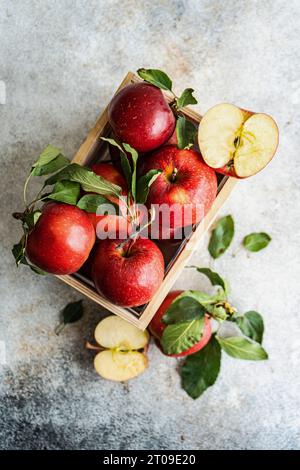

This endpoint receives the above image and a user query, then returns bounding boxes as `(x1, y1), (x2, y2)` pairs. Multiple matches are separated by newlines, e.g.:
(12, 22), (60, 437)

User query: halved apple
(93, 316), (149, 381)
(198, 103), (279, 178)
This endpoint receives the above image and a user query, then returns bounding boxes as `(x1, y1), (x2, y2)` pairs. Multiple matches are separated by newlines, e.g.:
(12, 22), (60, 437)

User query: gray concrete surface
(1, 0), (300, 450)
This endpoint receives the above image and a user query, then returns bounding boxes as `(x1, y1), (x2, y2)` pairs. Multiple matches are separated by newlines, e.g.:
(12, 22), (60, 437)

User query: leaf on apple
(216, 335), (268, 361)
(236, 311), (264, 344)
(123, 143), (138, 201)
(175, 116), (197, 150)
(136, 169), (161, 204)
(77, 194), (119, 215)
(137, 68), (173, 92)
(24, 210), (42, 230)
(208, 215), (234, 259)
(47, 181), (81, 205)
(181, 336), (221, 399)
(45, 163), (121, 198)
(101, 137), (133, 190)
(31, 145), (70, 176)
(162, 294), (206, 325)
(176, 88), (198, 109)
(243, 232), (271, 252)
(161, 317), (205, 355)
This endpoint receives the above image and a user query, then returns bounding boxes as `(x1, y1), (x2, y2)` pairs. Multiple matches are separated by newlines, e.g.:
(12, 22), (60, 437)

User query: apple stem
(86, 341), (103, 351)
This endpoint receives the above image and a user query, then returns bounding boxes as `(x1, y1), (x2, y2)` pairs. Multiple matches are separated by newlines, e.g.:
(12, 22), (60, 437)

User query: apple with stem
(149, 290), (212, 357)
(26, 202), (95, 274)
(108, 82), (176, 152)
(142, 146), (217, 232)
(198, 103), (279, 178)
(92, 237), (165, 307)
(92, 316), (149, 381)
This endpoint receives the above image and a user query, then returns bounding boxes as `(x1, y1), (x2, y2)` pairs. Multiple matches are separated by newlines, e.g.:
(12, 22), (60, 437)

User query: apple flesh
(142, 146), (217, 230)
(93, 315), (149, 381)
(92, 238), (165, 307)
(108, 83), (176, 152)
(26, 202), (95, 274)
(198, 103), (279, 178)
(149, 290), (212, 357)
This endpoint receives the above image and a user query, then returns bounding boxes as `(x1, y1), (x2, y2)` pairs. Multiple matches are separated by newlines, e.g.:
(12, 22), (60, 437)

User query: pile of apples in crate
(12, 69), (278, 395)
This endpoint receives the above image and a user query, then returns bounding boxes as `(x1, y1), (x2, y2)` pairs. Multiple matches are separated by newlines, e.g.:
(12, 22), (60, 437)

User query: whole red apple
(108, 83), (176, 152)
(142, 146), (217, 231)
(26, 202), (95, 275)
(149, 290), (212, 357)
(92, 238), (165, 307)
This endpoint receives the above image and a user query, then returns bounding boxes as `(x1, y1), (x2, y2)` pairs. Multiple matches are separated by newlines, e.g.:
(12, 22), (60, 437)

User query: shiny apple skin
(92, 238), (165, 307)
(143, 146), (217, 229)
(108, 83), (176, 152)
(26, 202), (95, 275)
(149, 290), (212, 357)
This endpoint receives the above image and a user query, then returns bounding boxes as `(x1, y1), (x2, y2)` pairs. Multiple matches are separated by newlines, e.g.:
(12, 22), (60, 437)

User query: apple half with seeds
(93, 316), (149, 381)
(198, 103), (279, 178)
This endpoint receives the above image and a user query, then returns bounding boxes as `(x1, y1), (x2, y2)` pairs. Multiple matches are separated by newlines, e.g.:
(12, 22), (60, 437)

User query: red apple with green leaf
(108, 82), (176, 153)
(92, 238), (164, 307)
(149, 290), (212, 357)
(26, 202), (95, 275)
(142, 146), (217, 231)
(198, 103), (279, 178)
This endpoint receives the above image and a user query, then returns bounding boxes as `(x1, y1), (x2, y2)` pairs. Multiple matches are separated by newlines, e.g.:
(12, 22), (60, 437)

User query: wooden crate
(56, 72), (237, 329)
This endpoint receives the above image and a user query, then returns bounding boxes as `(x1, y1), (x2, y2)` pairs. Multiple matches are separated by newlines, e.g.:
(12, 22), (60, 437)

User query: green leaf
(162, 294), (206, 325)
(216, 335), (268, 360)
(101, 137), (132, 189)
(29, 265), (46, 275)
(77, 194), (119, 214)
(45, 163), (121, 198)
(176, 88), (198, 108)
(32, 145), (63, 169)
(188, 266), (227, 293)
(137, 68), (172, 91)
(176, 115), (197, 149)
(237, 311), (264, 344)
(161, 318), (205, 355)
(181, 336), (221, 399)
(136, 170), (161, 204)
(12, 237), (26, 266)
(47, 181), (81, 205)
(208, 215), (234, 259)
(55, 300), (84, 335)
(32, 154), (69, 176)
(24, 210), (42, 230)
(243, 232), (271, 252)
(182, 289), (225, 307)
(123, 143), (138, 201)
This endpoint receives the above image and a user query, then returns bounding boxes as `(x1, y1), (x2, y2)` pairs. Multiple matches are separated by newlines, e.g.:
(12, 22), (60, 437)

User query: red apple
(92, 238), (165, 307)
(108, 83), (176, 152)
(26, 202), (95, 275)
(86, 163), (133, 239)
(198, 103), (279, 178)
(149, 290), (212, 357)
(142, 146), (217, 231)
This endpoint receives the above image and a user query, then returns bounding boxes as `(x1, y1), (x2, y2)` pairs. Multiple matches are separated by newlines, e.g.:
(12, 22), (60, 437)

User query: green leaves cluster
(158, 266), (268, 400)
(137, 68), (198, 150)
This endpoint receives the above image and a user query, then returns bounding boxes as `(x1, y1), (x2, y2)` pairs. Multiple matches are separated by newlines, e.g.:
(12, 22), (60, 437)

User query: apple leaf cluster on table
(11, 67), (276, 399)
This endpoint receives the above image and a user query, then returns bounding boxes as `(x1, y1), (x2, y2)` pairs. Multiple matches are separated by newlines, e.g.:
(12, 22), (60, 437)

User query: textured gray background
(0, 0), (299, 450)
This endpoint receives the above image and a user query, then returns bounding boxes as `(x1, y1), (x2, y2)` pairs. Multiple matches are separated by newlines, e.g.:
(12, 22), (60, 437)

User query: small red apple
(142, 146), (217, 231)
(198, 103), (279, 178)
(86, 163), (132, 239)
(108, 83), (176, 152)
(149, 290), (212, 357)
(26, 202), (95, 275)
(92, 238), (165, 307)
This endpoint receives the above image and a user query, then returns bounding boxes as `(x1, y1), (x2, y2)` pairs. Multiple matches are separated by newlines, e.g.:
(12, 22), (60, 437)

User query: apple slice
(93, 316), (149, 381)
(94, 350), (148, 382)
(198, 103), (279, 178)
